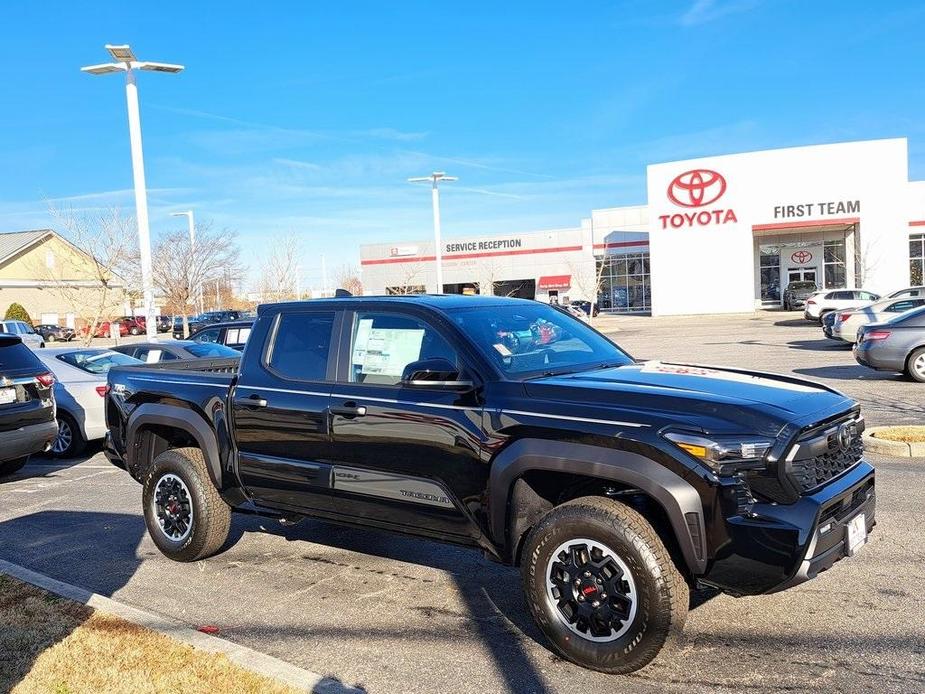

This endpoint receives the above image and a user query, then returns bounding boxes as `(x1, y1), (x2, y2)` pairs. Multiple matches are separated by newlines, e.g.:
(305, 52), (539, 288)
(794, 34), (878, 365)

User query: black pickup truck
(106, 295), (875, 674)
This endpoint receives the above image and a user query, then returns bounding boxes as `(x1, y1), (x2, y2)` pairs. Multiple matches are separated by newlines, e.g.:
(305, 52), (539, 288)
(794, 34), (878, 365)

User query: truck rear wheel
(521, 496), (688, 674)
(142, 447), (231, 562)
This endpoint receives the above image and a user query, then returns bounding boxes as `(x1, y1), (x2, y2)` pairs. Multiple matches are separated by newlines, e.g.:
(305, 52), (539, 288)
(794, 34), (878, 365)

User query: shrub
(4, 303), (31, 322)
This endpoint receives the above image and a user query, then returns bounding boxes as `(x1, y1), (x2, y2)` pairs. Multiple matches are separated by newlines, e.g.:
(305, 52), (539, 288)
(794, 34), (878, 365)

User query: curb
(863, 427), (925, 458)
(0, 558), (361, 694)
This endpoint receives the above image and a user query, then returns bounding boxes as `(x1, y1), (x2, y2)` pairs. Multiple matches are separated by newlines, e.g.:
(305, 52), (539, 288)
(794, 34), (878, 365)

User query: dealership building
(360, 138), (925, 315)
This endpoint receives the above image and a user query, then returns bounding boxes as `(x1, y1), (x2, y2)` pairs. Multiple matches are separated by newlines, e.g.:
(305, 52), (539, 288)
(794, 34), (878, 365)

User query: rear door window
(887, 299), (924, 313)
(267, 312), (336, 382)
(193, 328), (220, 344)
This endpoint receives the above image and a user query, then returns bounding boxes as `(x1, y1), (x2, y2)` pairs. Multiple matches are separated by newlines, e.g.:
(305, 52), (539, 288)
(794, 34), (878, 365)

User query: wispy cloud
(679, 0), (761, 26)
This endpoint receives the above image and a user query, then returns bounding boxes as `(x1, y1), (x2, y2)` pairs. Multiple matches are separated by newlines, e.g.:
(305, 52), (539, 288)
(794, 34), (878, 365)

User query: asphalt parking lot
(2, 312), (924, 693)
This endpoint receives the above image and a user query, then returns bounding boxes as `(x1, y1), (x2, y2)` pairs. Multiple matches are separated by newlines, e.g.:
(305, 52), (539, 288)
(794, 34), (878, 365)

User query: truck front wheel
(142, 447), (231, 562)
(521, 496), (688, 674)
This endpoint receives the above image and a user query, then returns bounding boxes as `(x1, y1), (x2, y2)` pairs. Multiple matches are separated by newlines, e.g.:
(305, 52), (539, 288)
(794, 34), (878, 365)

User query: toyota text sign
(660, 168), (738, 229)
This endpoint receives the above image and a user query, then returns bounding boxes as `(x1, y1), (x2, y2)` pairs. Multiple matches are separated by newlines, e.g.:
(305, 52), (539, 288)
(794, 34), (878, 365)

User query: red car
(114, 316), (145, 335)
(81, 321), (129, 338)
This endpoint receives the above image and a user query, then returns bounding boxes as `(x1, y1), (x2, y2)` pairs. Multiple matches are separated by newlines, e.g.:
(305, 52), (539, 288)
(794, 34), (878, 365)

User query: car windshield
(450, 303), (633, 378)
(185, 343), (240, 358)
(56, 350), (140, 375)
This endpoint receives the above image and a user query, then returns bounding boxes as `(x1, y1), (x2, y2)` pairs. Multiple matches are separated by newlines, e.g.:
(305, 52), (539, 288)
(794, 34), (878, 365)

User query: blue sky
(1, 1), (924, 288)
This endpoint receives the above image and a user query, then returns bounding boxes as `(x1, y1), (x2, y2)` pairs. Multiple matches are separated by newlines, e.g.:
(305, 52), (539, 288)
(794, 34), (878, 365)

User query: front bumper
(1, 420), (57, 463)
(700, 461), (875, 596)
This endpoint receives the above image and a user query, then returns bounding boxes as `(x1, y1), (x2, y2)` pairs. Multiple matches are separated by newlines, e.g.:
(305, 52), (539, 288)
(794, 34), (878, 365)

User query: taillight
(35, 372), (55, 388)
(865, 330), (892, 341)
(807, 299), (816, 305)
(96, 385), (110, 397)
(839, 312), (853, 322)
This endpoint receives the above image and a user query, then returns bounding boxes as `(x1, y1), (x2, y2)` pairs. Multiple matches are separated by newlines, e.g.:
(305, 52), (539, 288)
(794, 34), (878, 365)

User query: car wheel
(47, 334), (56, 342)
(130, 327), (140, 335)
(906, 347), (925, 383)
(51, 413), (86, 458)
(0, 456), (28, 477)
(522, 496), (688, 674)
(142, 447), (232, 562)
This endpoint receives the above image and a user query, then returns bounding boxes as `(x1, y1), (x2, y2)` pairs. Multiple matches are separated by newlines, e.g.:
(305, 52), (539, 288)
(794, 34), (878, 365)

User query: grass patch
(0, 574), (298, 694)
(871, 425), (925, 443)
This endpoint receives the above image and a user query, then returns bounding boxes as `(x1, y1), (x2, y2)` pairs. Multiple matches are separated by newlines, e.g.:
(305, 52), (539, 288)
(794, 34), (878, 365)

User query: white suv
(0, 320), (45, 349)
(803, 289), (880, 322)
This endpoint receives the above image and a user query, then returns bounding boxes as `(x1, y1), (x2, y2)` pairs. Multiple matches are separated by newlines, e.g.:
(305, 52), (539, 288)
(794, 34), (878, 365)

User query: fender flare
(489, 439), (707, 575)
(126, 403), (222, 488)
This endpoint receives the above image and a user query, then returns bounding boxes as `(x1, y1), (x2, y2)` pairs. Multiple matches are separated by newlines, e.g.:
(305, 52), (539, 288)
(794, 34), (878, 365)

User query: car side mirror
(401, 358), (474, 389)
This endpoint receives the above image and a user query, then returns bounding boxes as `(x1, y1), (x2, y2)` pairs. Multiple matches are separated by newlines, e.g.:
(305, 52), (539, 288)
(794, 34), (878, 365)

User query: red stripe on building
(910, 220), (925, 227)
(361, 244), (584, 266)
(592, 240), (650, 249)
(751, 217), (860, 232)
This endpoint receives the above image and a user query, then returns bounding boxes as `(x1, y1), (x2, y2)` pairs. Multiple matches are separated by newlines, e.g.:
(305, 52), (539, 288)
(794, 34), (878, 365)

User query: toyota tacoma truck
(105, 295), (875, 674)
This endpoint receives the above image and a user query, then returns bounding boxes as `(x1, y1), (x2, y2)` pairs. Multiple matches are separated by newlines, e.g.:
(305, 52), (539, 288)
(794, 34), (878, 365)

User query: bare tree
(255, 234), (301, 302)
(37, 206), (138, 345)
(152, 221), (244, 338)
(386, 262), (426, 295)
(335, 263), (363, 296)
(567, 256), (607, 325)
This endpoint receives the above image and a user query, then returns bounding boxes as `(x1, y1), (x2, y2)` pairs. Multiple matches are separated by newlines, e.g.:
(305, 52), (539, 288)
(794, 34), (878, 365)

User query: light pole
(409, 172), (457, 294)
(82, 44), (184, 340)
(170, 210), (202, 314)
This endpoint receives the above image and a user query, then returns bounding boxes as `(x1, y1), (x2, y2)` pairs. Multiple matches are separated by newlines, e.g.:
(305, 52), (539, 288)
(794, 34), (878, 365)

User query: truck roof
(257, 294), (537, 315)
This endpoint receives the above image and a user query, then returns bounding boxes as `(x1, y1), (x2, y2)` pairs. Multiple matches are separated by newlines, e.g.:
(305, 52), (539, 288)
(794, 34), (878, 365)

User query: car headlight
(663, 430), (773, 474)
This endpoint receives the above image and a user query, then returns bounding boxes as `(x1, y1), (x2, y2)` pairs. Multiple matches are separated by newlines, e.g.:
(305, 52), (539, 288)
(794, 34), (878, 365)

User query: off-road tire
(142, 447), (231, 562)
(522, 496), (688, 674)
(0, 457), (28, 477)
(906, 347), (925, 383)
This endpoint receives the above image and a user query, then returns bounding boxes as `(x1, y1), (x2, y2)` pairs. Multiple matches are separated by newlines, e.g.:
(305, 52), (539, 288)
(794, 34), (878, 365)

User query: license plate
(846, 513), (867, 556)
(0, 387), (15, 405)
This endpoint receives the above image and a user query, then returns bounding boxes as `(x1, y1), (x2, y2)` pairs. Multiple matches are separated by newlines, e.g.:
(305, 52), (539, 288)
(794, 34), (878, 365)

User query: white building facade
(361, 138), (925, 316)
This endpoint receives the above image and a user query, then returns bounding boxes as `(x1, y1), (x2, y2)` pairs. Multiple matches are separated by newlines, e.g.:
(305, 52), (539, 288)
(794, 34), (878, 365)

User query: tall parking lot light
(409, 172), (457, 294)
(82, 44), (184, 340)
(170, 210), (202, 314)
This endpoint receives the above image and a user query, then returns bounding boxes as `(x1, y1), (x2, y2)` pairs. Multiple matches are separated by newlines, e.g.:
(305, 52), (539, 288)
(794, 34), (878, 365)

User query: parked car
(831, 297), (925, 343)
(107, 295), (874, 674)
(36, 348), (142, 457)
(187, 320), (253, 351)
(570, 300), (600, 317)
(114, 316), (146, 336)
(782, 281), (818, 311)
(804, 289), (880, 322)
(82, 321), (129, 338)
(156, 315), (172, 332)
(34, 324), (75, 342)
(821, 310), (839, 339)
(112, 340), (240, 363)
(885, 285), (925, 299)
(0, 320), (45, 349)
(0, 334), (57, 476)
(174, 310), (249, 338)
(854, 305), (925, 382)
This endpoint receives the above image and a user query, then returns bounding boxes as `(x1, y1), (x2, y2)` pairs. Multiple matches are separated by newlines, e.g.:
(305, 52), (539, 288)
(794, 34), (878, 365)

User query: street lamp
(82, 44), (184, 340)
(409, 171), (457, 294)
(170, 210), (202, 314)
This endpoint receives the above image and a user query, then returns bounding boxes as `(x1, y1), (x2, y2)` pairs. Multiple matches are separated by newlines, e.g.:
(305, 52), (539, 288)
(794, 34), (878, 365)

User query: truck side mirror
(401, 358), (474, 390)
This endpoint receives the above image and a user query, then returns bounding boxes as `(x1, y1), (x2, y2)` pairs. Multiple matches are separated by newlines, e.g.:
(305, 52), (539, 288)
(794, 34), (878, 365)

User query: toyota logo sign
(791, 250), (813, 264)
(667, 169), (727, 208)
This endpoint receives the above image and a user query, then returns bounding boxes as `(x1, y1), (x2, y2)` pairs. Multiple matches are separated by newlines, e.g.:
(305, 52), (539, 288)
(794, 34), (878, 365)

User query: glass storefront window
(823, 239), (847, 289)
(596, 252), (651, 313)
(911, 234), (925, 286)
(759, 248), (780, 301)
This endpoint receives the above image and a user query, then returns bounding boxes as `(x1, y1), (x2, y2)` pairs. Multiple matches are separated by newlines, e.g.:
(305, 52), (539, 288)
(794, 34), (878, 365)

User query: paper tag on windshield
(494, 343), (512, 356)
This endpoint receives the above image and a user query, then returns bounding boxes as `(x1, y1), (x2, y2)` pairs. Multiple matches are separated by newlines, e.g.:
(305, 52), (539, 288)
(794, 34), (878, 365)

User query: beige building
(0, 229), (128, 328)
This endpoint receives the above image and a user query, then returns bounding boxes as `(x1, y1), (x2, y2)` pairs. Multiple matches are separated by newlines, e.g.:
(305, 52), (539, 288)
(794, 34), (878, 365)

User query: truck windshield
(451, 303), (633, 377)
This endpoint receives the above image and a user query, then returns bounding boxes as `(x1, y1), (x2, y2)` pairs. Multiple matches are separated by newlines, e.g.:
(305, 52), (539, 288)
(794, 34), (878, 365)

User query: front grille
(787, 414), (864, 493)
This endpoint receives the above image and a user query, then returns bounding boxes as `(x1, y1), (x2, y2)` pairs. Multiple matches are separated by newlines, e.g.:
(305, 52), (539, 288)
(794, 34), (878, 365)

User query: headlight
(663, 431), (773, 474)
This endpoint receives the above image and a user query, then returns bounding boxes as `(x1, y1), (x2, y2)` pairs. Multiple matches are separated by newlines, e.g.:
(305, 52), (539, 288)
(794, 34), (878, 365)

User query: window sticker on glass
(352, 319), (375, 365)
(360, 328), (425, 376)
(493, 342), (512, 356)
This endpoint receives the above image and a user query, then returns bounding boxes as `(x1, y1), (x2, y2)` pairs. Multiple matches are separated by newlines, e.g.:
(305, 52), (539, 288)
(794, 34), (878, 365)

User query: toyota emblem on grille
(836, 422), (854, 452)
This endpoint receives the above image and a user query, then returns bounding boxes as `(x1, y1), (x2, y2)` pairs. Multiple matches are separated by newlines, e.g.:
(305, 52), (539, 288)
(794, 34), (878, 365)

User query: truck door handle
(330, 403), (367, 418)
(235, 394), (268, 409)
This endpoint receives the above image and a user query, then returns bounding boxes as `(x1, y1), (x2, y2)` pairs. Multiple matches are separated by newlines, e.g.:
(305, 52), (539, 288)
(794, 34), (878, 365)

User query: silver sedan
(35, 348), (141, 457)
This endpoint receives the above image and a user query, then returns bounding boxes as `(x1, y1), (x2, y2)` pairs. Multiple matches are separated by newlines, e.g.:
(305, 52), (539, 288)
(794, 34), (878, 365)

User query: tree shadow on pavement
(0, 510), (145, 691)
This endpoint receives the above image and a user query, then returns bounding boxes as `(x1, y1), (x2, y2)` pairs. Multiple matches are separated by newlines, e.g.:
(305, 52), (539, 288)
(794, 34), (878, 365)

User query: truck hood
(523, 361), (854, 437)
